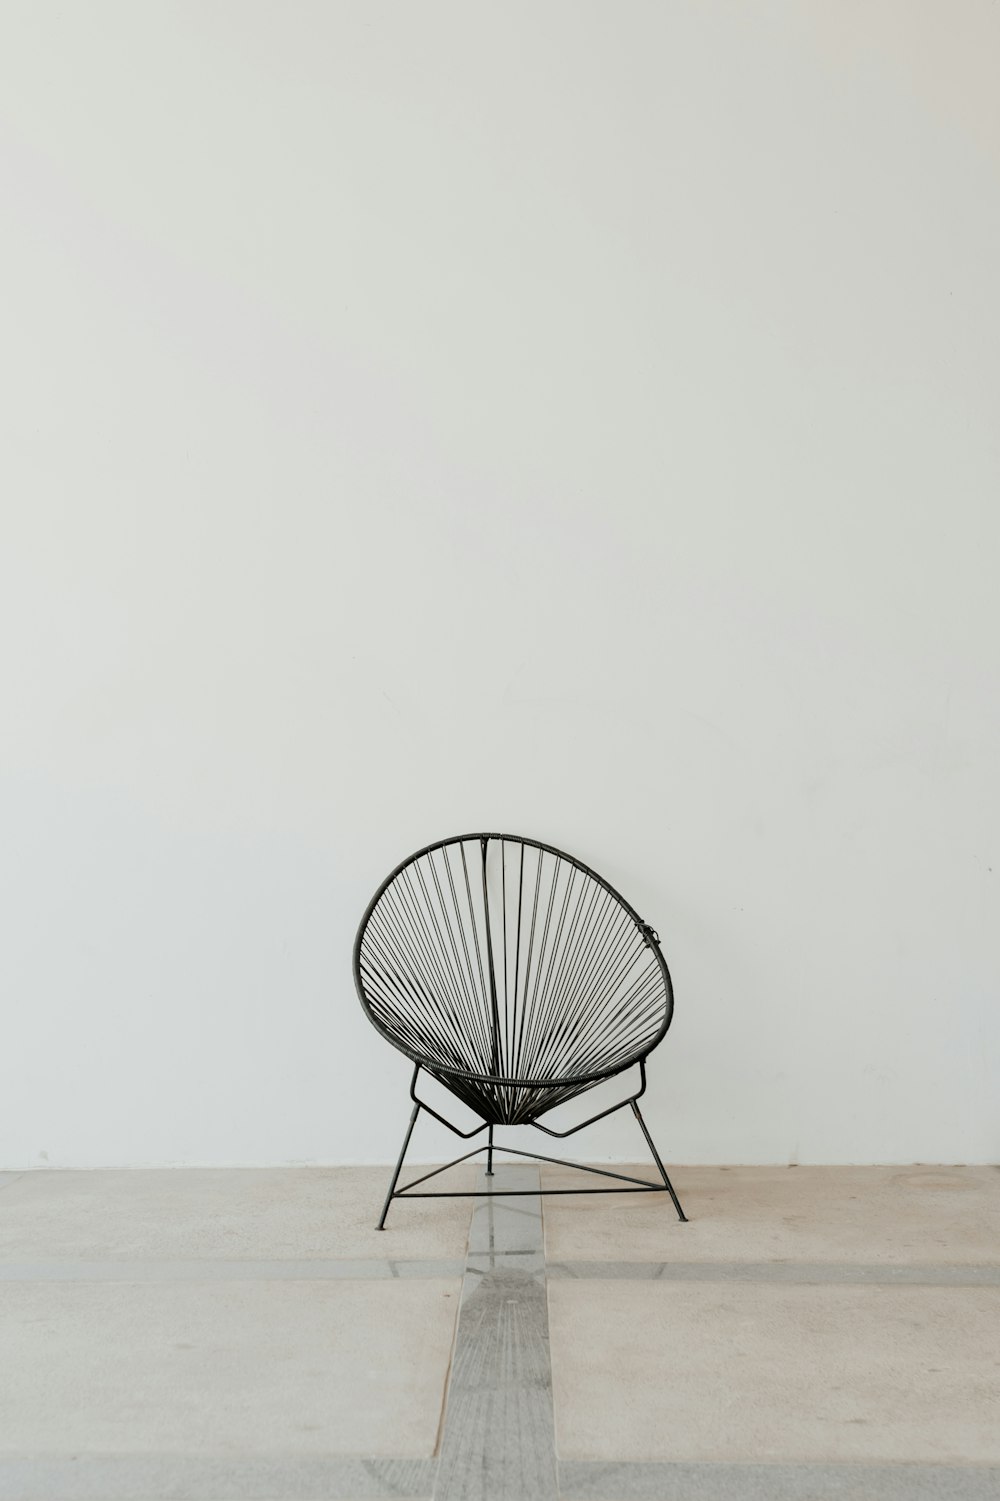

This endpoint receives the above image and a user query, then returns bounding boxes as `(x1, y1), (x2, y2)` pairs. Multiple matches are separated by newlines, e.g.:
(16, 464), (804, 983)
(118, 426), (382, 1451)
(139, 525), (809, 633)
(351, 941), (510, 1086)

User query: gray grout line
(547, 1259), (1000, 1285)
(5, 1257), (998, 1286)
(558, 1460), (1000, 1500)
(0, 1456), (437, 1500)
(0, 1257), (466, 1282)
(2, 1256), (997, 1286)
(434, 1165), (558, 1501)
(0, 1173), (24, 1192)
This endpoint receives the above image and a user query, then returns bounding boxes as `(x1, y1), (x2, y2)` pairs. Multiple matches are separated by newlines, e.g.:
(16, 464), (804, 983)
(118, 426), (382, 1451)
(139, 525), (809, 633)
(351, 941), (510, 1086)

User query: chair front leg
(631, 1099), (687, 1222)
(376, 1102), (420, 1230)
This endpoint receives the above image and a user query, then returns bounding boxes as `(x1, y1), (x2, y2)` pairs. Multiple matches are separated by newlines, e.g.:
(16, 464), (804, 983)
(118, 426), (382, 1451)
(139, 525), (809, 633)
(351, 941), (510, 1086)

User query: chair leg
(631, 1100), (687, 1222)
(486, 1123), (494, 1176)
(376, 1103), (420, 1230)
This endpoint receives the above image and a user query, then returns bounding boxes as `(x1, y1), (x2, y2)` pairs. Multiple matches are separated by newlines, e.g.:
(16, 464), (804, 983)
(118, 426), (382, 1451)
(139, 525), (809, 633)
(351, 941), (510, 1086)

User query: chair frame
(353, 832), (687, 1229)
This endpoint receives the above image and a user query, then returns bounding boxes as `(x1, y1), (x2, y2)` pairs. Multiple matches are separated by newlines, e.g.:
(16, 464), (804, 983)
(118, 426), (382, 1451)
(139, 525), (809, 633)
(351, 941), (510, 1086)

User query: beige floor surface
(0, 1164), (474, 1260)
(549, 1278), (1000, 1463)
(541, 1163), (1000, 1264)
(2, 1164), (999, 1497)
(0, 1277), (459, 1457)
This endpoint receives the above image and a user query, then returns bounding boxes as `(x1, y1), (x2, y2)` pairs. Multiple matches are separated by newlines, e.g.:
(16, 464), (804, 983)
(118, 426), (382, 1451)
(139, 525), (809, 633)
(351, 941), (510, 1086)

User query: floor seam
(546, 1259), (1000, 1286)
(432, 1163), (558, 1500)
(557, 1459), (1000, 1500)
(0, 1257), (466, 1282)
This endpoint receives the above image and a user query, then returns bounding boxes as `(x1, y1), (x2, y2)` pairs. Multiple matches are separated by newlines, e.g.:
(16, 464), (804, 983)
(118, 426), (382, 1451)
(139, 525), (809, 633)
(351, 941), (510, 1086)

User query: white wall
(2, 1), (998, 1169)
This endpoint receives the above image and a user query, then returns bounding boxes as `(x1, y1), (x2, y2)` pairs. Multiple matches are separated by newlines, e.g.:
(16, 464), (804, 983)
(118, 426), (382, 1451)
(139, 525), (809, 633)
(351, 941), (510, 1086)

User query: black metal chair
(353, 833), (686, 1228)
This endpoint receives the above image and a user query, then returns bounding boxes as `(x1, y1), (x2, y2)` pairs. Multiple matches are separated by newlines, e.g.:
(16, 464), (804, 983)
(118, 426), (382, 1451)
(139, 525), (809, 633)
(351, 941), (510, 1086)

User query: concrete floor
(1, 1163), (998, 1499)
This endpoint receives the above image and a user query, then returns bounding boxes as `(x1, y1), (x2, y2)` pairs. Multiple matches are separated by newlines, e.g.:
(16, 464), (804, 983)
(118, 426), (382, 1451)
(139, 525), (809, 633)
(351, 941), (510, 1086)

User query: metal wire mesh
(353, 834), (673, 1126)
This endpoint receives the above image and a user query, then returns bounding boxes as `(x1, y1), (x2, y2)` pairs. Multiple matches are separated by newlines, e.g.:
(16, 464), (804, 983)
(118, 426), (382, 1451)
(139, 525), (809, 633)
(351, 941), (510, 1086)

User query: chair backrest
(354, 834), (673, 1124)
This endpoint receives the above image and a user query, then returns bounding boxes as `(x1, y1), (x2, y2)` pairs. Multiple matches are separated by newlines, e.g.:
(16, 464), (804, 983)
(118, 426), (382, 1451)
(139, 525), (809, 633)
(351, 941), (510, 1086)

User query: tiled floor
(1, 1163), (998, 1500)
